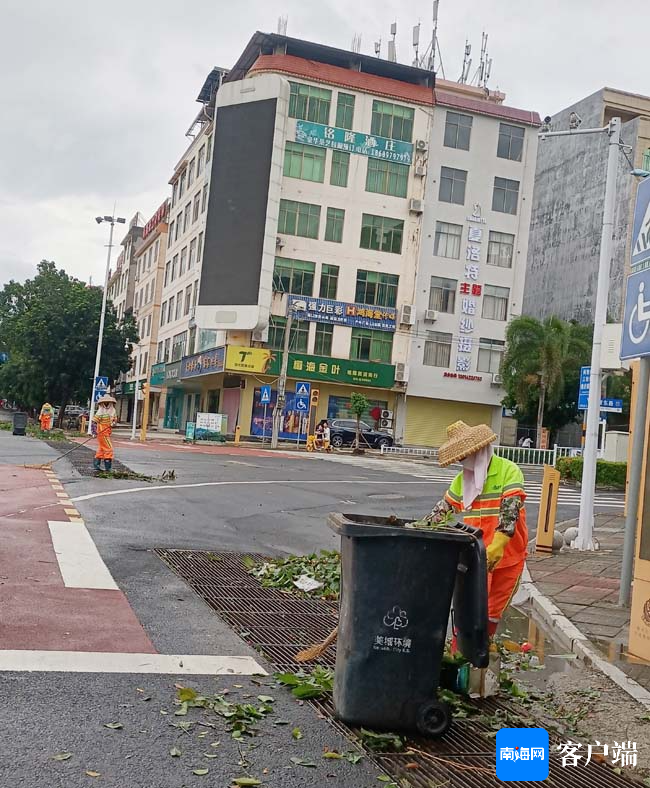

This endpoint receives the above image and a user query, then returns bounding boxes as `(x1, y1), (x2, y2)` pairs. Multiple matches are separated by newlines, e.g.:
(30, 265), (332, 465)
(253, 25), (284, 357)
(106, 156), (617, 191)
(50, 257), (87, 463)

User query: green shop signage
(122, 379), (145, 395)
(150, 362), (166, 386)
(295, 121), (413, 165)
(267, 352), (395, 388)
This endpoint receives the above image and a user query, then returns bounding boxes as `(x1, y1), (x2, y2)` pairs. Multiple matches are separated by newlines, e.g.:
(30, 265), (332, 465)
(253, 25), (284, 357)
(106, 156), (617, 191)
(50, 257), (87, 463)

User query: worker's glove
(486, 532), (510, 572)
(91, 423), (97, 437)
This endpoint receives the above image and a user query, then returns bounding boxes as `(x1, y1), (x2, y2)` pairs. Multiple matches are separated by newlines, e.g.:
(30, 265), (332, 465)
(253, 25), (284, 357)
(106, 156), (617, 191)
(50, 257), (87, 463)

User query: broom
(24, 427), (106, 470)
(295, 625), (338, 662)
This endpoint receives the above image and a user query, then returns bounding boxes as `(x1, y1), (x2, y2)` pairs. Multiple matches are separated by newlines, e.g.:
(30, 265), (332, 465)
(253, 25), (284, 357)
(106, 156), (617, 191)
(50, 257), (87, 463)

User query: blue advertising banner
(295, 121), (413, 165)
(288, 295), (397, 332)
(181, 346), (225, 379)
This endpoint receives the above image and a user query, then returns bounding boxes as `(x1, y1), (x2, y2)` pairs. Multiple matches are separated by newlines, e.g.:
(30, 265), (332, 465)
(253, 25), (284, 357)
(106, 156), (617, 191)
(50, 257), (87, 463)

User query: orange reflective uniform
(93, 413), (115, 460)
(39, 403), (53, 431)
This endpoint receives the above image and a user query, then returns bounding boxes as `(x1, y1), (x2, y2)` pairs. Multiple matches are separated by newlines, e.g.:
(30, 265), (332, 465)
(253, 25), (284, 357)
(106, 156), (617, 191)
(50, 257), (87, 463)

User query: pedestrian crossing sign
(295, 381), (311, 397)
(632, 177), (650, 271)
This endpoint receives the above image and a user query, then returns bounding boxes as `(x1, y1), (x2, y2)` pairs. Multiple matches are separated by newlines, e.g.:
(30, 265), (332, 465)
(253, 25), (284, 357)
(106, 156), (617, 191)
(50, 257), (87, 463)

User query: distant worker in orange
(39, 402), (54, 431)
(423, 421), (528, 638)
(92, 394), (118, 472)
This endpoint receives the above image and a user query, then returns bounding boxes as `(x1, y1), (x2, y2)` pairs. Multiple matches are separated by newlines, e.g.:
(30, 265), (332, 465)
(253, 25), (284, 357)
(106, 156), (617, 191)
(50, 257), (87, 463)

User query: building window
(444, 111), (472, 150)
(325, 207), (345, 243)
(278, 199), (320, 239)
(336, 93), (355, 129)
(171, 254), (178, 281)
(424, 332), (452, 367)
(193, 280), (199, 307)
(434, 221), (462, 259)
(183, 202), (191, 232)
(366, 159), (409, 197)
(283, 141), (326, 182)
(201, 184), (208, 213)
(268, 315), (309, 353)
(371, 100), (414, 142)
(164, 338), (170, 362)
(168, 221), (174, 249)
(272, 257), (315, 296)
(429, 276), (457, 313)
(314, 324), (334, 355)
(176, 290), (183, 320)
(187, 158), (195, 186)
(644, 148), (650, 172)
(330, 151), (350, 187)
(497, 123), (525, 161)
(179, 247), (187, 276)
(206, 135), (212, 162)
(350, 328), (393, 363)
(360, 214), (404, 254)
(146, 314), (152, 337)
(197, 146), (205, 175)
(439, 166), (467, 205)
(197, 232), (203, 263)
(477, 338), (505, 373)
(179, 172), (186, 198)
(168, 296), (175, 322)
(482, 284), (510, 321)
(160, 300), (167, 326)
(188, 326), (197, 355)
(487, 231), (515, 268)
(189, 237), (197, 268)
(171, 331), (187, 361)
(319, 264), (339, 299)
(184, 286), (192, 316)
(492, 177), (520, 214)
(355, 269), (399, 308)
(175, 212), (181, 240)
(172, 183), (178, 208)
(193, 194), (200, 223)
(288, 81), (331, 124)
(157, 341), (164, 362)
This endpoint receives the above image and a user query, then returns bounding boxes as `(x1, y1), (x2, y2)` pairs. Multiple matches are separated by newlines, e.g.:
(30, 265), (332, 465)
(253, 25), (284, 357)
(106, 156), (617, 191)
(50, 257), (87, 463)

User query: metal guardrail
(380, 443), (575, 466)
(380, 445), (438, 459)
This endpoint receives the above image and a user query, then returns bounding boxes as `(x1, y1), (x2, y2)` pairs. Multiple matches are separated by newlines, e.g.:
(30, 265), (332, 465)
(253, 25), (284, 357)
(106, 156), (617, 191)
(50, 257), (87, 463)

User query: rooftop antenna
(351, 33), (362, 53)
(459, 39), (471, 83)
(484, 56), (493, 88)
(430, 0), (439, 71)
(477, 32), (488, 86)
(388, 21), (397, 63)
(374, 37), (382, 57)
(412, 23), (420, 67)
(277, 15), (288, 35)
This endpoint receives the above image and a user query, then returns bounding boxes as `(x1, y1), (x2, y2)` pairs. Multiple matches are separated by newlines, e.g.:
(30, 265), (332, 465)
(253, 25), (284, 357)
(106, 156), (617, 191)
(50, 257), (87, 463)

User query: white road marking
(0, 650), (267, 675)
(48, 520), (119, 590)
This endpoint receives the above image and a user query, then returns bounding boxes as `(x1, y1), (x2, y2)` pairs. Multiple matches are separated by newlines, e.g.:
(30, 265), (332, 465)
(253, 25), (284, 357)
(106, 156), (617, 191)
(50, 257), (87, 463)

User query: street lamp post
(270, 304), (305, 450)
(539, 116), (621, 550)
(87, 214), (126, 434)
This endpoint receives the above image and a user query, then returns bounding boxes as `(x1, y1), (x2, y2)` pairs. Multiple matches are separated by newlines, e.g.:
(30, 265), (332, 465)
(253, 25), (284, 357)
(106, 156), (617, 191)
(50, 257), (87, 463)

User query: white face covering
(461, 445), (494, 509)
(97, 404), (116, 419)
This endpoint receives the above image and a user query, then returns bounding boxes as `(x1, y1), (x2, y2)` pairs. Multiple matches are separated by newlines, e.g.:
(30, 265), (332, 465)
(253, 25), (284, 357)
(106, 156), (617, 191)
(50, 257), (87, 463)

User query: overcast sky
(1, 1), (644, 286)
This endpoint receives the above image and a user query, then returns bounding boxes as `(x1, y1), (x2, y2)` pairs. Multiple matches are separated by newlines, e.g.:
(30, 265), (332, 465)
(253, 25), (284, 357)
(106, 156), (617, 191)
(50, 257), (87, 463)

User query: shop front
(178, 346), (226, 430)
(163, 361), (183, 430)
(148, 362), (166, 427)
(404, 396), (498, 448)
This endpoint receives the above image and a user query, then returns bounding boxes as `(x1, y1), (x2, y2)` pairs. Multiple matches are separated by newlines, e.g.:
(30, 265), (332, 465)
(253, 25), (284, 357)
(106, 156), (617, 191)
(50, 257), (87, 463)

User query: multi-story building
(524, 87), (650, 323)
(404, 82), (540, 445)
(127, 201), (169, 427)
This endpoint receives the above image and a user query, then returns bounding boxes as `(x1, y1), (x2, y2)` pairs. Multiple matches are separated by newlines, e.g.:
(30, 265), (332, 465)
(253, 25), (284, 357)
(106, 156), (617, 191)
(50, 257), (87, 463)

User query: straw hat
(438, 420), (497, 467)
(97, 394), (117, 405)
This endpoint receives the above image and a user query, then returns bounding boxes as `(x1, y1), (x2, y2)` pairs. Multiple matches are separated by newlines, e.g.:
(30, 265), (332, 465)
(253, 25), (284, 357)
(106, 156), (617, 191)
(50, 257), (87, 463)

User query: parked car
(329, 418), (394, 449)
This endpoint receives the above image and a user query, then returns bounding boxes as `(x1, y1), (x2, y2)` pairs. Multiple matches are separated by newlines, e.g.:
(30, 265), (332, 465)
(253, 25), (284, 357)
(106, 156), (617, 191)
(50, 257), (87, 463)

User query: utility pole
(271, 307), (295, 449)
(130, 383), (140, 441)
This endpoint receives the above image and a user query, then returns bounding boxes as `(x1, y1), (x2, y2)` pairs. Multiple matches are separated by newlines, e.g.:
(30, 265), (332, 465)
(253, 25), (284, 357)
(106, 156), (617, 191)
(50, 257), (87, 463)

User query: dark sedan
(329, 418), (394, 449)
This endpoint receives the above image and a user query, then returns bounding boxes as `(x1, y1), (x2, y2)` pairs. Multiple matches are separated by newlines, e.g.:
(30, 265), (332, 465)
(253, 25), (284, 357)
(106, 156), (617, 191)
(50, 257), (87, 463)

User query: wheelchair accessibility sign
(621, 268), (650, 359)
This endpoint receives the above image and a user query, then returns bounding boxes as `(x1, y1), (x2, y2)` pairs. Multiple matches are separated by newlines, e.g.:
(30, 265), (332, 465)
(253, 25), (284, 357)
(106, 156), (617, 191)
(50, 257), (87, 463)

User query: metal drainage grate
(45, 440), (133, 477)
(155, 548), (642, 788)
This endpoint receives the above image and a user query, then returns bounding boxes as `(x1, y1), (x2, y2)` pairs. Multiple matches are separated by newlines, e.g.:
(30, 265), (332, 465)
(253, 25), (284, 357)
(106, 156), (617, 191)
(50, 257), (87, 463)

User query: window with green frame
(278, 199), (321, 239)
(355, 270), (399, 308)
(330, 150), (350, 187)
(335, 93), (355, 129)
(371, 100), (414, 142)
(644, 148), (650, 172)
(288, 82), (331, 124)
(319, 264), (339, 299)
(272, 257), (315, 296)
(365, 159), (409, 197)
(314, 324), (334, 355)
(283, 142), (326, 182)
(350, 328), (393, 363)
(268, 315), (309, 353)
(325, 208), (345, 243)
(360, 214), (404, 254)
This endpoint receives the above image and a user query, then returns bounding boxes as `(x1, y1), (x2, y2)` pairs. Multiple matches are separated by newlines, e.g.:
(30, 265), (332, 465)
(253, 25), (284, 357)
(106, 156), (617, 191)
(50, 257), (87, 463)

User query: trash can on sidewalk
(12, 412), (28, 436)
(329, 512), (489, 737)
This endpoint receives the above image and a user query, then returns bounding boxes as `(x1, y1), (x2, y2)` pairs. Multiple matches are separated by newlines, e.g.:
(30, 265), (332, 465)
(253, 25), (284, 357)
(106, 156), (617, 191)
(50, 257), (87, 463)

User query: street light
(270, 302), (306, 449)
(87, 213), (126, 433)
(539, 115), (622, 550)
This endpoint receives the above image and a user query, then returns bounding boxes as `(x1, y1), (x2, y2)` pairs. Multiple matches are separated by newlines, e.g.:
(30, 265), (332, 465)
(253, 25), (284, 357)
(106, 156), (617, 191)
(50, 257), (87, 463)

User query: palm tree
(502, 316), (571, 448)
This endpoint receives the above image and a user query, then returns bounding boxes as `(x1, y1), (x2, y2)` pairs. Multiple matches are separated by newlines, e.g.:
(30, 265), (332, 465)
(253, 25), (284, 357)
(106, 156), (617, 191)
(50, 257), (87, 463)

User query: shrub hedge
(556, 456), (627, 489)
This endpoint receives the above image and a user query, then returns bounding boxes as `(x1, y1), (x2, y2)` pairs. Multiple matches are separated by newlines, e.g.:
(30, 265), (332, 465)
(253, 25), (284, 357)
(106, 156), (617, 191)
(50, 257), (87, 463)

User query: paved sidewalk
(527, 512), (650, 691)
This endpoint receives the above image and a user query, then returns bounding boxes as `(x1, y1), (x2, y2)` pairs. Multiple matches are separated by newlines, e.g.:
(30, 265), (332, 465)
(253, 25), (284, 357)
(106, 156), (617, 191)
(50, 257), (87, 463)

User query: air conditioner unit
(380, 418), (393, 429)
(491, 373), (503, 386)
(399, 304), (416, 325)
(395, 363), (409, 383)
(252, 326), (269, 343)
(415, 165), (426, 177)
(408, 198), (424, 214)
(424, 309), (438, 322)
(380, 409), (393, 420)
(416, 139), (428, 152)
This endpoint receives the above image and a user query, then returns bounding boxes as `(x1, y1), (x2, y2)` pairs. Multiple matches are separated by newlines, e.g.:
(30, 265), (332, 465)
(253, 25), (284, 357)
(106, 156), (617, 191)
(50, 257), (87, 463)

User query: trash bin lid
(329, 512), (482, 543)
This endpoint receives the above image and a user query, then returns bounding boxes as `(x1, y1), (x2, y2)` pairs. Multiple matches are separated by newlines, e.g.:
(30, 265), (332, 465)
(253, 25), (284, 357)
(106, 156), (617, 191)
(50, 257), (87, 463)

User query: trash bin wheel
(416, 699), (451, 738)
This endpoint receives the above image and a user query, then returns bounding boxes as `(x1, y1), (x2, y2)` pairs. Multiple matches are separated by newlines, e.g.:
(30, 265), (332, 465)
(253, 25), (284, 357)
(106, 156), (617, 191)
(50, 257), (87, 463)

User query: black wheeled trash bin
(329, 512), (489, 738)
(12, 412), (28, 436)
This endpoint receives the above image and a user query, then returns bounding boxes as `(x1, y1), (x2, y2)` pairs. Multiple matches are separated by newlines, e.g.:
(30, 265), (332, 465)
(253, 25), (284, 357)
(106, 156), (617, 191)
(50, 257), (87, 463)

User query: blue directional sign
(260, 385), (272, 405)
(600, 397), (623, 413)
(295, 381), (311, 398)
(577, 366), (591, 410)
(631, 176), (650, 271)
(621, 267), (650, 359)
(94, 376), (109, 402)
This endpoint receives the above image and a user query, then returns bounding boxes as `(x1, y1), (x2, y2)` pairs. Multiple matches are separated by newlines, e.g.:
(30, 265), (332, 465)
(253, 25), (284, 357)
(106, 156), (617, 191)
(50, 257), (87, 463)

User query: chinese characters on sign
(495, 728), (549, 781)
(295, 121), (414, 165)
(556, 741), (637, 768)
(288, 295), (397, 332)
(499, 748), (545, 761)
(265, 352), (396, 388)
(455, 218), (486, 373)
(142, 199), (169, 240)
(181, 347), (225, 379)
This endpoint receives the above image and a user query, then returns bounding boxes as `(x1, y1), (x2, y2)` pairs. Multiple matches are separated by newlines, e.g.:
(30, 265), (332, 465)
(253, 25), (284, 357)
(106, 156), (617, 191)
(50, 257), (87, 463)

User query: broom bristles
(295, 626), (338, 662)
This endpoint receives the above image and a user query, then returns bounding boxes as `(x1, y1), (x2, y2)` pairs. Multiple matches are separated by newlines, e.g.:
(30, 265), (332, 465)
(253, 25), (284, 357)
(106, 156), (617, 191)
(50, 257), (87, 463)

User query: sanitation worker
(92, 394), (118, 472)
(424, 421), (527, 638)
(39, 402), (54, 431)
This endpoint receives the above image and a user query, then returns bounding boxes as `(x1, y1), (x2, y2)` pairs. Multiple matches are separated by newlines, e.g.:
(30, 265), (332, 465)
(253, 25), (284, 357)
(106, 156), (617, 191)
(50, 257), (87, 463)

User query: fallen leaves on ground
(291, 727), (303, 740)
(52, 752), (73, 761)
(169, 747), (182, 757)
(85, 771), (101, 778)
(103, 722), (123, 730)
(192, 768), (209, 775)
